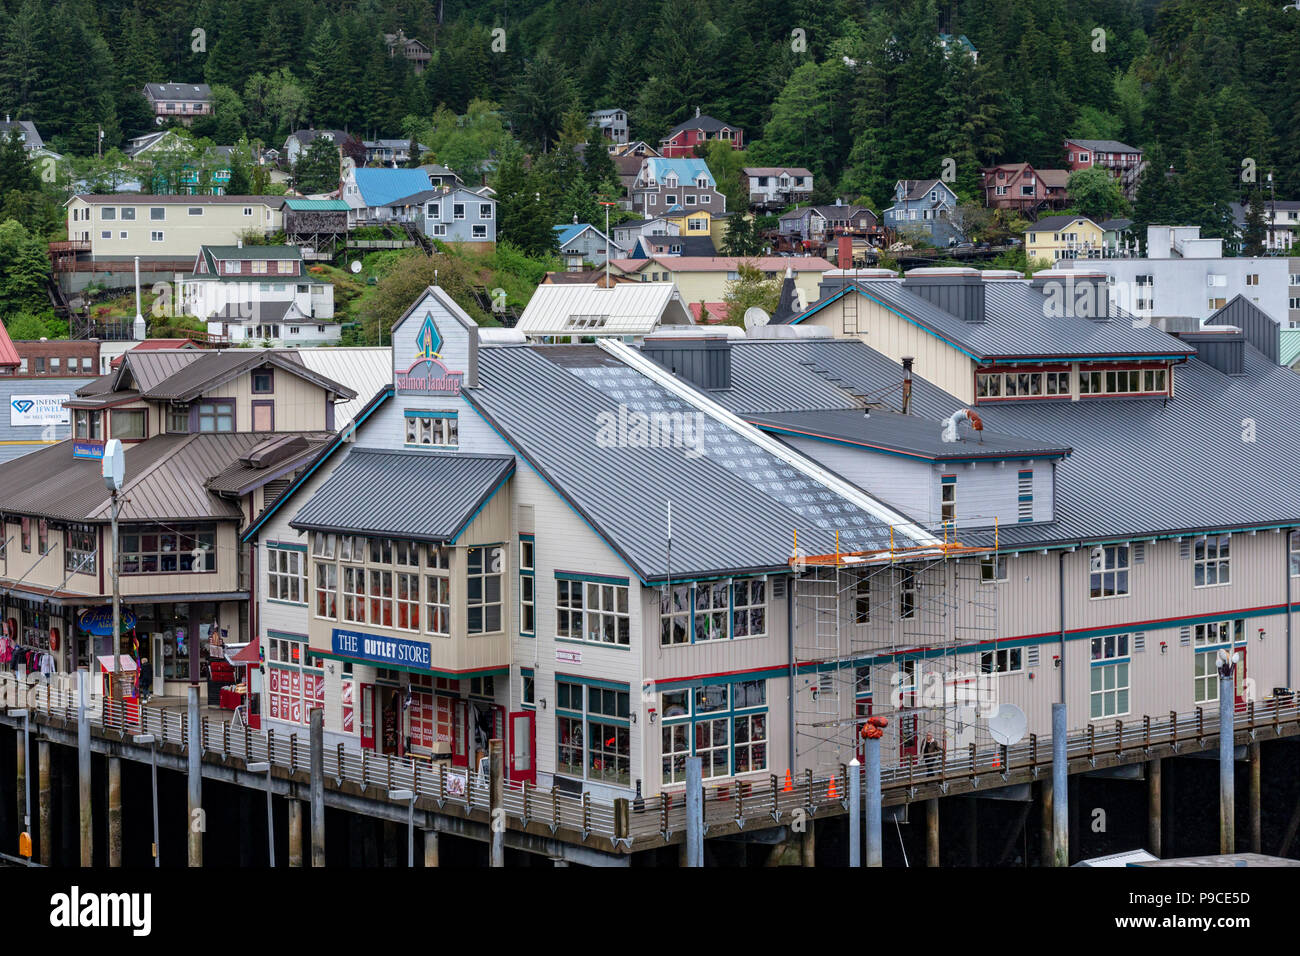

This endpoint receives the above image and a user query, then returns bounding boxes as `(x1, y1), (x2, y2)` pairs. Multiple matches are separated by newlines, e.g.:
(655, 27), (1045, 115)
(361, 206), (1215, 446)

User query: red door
(899, 713), (919, 762)
(452, 699), (468, 767)
(509, 711), (536, 784)
(360, 684), (376, 751)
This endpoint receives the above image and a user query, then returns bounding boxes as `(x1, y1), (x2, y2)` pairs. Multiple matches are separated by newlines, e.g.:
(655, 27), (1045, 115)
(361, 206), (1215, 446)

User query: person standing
(139, 656), (153, 703)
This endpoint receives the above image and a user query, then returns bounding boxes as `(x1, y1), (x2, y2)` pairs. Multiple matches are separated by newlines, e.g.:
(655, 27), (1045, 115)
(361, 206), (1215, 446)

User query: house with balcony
(777, 202), (881, 253)
(981, 162), (1070, 215)
(610, 216), (679, 250)
(1024, 214), (1104, 262)
(659, 110), (743, 158)
(363, 139), (425, 167)
(0, 346), (355, 694)
(384, 30), (432, 74)
(745, 167), (813, 209)
(588, 108), (629, 145)
(143, 83), (213, 126)
(883, 179), (961, 245)
(1230, 199), (1300, 254)
(1063, 138), (1144, 202)
(629, 158), (726, 217)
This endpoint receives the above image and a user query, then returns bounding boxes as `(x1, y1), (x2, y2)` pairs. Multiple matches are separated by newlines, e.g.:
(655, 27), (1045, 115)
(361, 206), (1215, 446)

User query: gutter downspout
(788, 573), (796, 774)
(1288, 529), (1294, 690)
(1058, 549), (1066, 704)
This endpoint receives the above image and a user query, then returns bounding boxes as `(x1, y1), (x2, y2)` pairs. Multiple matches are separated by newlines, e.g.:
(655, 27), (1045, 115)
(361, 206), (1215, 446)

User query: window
(425, 572), (450, 636)
(685, 195), (697, 206)
(1089, 634), (1130, 719)
(20, 518), (30, 553)
(1246, 274), (1260, 286)
(660, 584), (690, 645)
(453, 203), (465, 220)
(368, 569), (394, 628)
(521, 671), (535, 707)
(1291, 530), (1300, 577)
(150, 208), (165, 221)
(518, 537), (535, 636)
(432, 224), (447, 236)
(74, 409), (103, 440)
(427, 203), (440, 219)
(1194, 534), (1230, 587)
(101, 231), (112, 240)
(854, 577), (870, 623)
(584, 580), (630, 645)
(102, 208), (116, 221)
(900, 570), (917, 619)
(556, 579), (584, 638)
(479, 203), (492, 220)
(694, 581), (728, 641)
(732, 578), (766, 638)
(37, 520), (47, 555)
(342, 567), (366, 623)
(265, 636), (325, 726)
(65, 526), (96, 575)
(664, 194), (677, 206)
(195, 401), (234, 433)
(267, 546), (306, 603)
(404, 413), (458, 448)
(1089, 544), (1130, 598)
(187, 207), (203, 216)
(981, 554), (1008, 582)
(119, 525), (216, 573)
(586, 686), (631, 784)
(941, 476), (956, 524)
(661, 680), (767, 784)
(243, 207), (253, 216)
(151, 231), (164, 242)
(1193, 621), (1242, 702)
(110, 408), (146, 440)
(466, 545), (503, 634)
(368, 537), (393, 565)
(252, 370), (273, 394)
(981, 647), (1023, 674)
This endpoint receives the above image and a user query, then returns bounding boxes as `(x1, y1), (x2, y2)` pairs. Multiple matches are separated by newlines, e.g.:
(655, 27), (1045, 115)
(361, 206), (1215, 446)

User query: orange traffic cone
(827, 775), (839, 800)
(992, 752), (1001, 769)
(783, 769), (793, 792)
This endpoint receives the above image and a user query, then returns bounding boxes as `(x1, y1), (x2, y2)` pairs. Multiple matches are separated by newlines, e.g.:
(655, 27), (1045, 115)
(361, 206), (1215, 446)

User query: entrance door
(1234, 648), (1249, 711)
(509, 711), (536, 784)
(452, 698), (468, 767)
(899, 712), (919, 762)
(360, 684), (376, 751)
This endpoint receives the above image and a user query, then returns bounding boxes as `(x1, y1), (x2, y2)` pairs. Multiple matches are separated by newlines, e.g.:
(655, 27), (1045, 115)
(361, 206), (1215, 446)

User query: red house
(1063, 138), (1144, 201)
(659, 109), (743, 158)
(980, 162), (1070, 215)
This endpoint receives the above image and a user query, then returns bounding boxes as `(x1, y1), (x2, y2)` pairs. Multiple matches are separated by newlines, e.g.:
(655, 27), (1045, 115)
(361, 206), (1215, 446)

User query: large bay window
(659, 576), (769, 645)
(661, 681), (767, 784)
(119, 525), (215, 573)
(466, 545), (503, 634)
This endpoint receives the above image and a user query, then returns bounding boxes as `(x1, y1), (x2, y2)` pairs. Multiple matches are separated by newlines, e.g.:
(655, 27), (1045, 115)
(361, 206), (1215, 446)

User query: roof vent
(902, 267), (985, 323)
(641, 329), (733, 390)
(1179, 326), (1246, 376)
(240, 434), (309, 468)
(1029, 269), (1111, 321)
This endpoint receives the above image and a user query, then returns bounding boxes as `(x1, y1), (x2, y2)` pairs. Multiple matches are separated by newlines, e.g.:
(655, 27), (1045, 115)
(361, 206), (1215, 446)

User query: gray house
(420, 186), (497, 244)
(554, 222), (623, 267)
(883, 179), (961, 245)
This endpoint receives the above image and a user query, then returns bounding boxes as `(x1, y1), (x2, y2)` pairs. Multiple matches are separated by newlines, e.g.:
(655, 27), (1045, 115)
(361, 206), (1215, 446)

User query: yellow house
(1024, 214), (1103, 262)
(660, 204), (715, 240)
(607, 255), (833, 309)
(65, 194), (286, 261)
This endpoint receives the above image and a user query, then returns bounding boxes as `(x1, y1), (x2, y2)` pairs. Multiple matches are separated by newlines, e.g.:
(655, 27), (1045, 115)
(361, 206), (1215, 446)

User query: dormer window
(664, 175), (678, 187)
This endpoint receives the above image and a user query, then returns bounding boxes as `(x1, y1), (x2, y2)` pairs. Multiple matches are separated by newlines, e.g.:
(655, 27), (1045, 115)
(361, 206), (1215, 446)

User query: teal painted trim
(266, 628), (309, 641)
(989, 355), (1188, 364)
(519, 532), (535, 540)
(555, 570), (630, 586)
(312, 648), (509, 680)
(941, 475), (956, 484)
(1018, 494), (1034, 501)
(241, 387), (393, 543)
(404, 408), (458, 419)
(1089, 656), (1130, 667)
(266, 598), (308, 608)
(268, 542), (307, 553)
(520, 667), (534, 678)
(447, 470), (514, 545)
(554, 635), (631, 651)
(555, 672), (630, 693)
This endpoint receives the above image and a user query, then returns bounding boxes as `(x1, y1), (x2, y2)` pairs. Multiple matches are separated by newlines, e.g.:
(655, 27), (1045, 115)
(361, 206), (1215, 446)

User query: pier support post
(926, 798), (940, 867)
(799, 817), (815, 867)
(310, 708), (325, 866)
(1147, 757), (1162, 857)
(14, 720), (25, 855)
(1219, 665), (1235, 854)
(78, 670), (93, 866)
(37, 739), (51, 866)
(1249, 741), (1261, 854)
(489, 738), (504, 867)
(1040, 778), (1053, 864)
(107, 756), (122, 867)
(865, 735), (882, 867)
(288, 800), (303, 867)
(423, 827), (440, 868)
(1051, 702), (1068, 866)
(848, 758), (861, 867)
(187, 685), (202, 867)
(685, 756), (703, 867)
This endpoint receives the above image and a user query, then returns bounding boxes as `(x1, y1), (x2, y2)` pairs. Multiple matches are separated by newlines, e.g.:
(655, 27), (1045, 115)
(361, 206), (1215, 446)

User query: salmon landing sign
(396, 312), (465, 396)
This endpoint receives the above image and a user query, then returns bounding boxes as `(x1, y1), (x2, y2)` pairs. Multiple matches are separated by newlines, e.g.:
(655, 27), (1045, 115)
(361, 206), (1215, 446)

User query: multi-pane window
(338, 534), (365, 563)
(1078, 367), (1168, 396)
(661, 681), (768, 784)
(1291, 530), (1300, 577)
(1194, 651), (1220, 704)
(166, 406), (189, 434)
(368, 570), (394, 627)
(587, 687), (631, 784)
(854, 577), (870, 623)
(981, 554), (1008, 582)
(395, 572), (420, 631)
(64, 526), (96, 574)
(1192, 621), (1242, 703)
(556, 579), (584, 638)
(74, 409), (104, 439)
(732, 578), (766, 638)
(1194, 534), (1231, 587)
(976, 369), (1071, 400)
(519, 537), (535, 635)
(694, 582), (729, 641)
(556, 680), (586, 778)
(1089, 544), (1130, 598)
(584, 581), (630, 645)
(195, 401), (234, 433)
(404, 413), (458, 448)
(660, 585), (690, 645)
(342, 567), (366, 623)
(266, 636), (324, 726)
(120, 526), (216, 573)
(267, 546), (306, 603)
(900, 571), (917, 619)
(941, 476), (956, 524)
(466, 545), (503, 634)
(981, 647), (1023, 674)
(425, 573), (450, 636)
(369, 537), (394, 565)
(1089, 634), (1130, 719)
(315, 563), (338, 619)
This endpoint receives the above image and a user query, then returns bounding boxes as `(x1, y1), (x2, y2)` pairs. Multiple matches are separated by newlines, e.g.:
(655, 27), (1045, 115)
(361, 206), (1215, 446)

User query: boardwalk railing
(3, 670), (1297, 850)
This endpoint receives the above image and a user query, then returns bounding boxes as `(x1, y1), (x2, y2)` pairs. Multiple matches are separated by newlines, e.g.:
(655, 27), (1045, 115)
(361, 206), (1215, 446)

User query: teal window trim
(404, 408), (459, 419)
(556, 672), (631, 694)
(1089, 655), (1131, 668)
(662, 678), (769, 780)
(555, 570), (629, 587)
(267, 541), (307, 553)
(666, 575), (769, 646)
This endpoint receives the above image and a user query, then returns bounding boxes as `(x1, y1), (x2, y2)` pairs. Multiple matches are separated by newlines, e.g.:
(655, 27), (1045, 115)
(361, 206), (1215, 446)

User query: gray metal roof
(206, 434), (334, 495)
(467, 345), (921, 581)
(705, 339), (868, 414)
(101, 349), (356, 402)
(742, 337), (1300, 547)
(289, 449), (515, 543)
(1064, 138), (1139, 153)
(745, 408), (1072, 461)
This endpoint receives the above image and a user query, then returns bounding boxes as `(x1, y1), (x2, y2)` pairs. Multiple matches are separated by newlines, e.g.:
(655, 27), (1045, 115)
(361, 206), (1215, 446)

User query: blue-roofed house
(630, 157), (726, 217)
(342, 167), (434, 226)
(554, 221), (623, 267)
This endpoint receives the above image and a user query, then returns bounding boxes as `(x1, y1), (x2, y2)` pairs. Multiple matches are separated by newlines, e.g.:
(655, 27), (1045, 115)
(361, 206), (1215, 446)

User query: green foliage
(491, 141), (559, 259)
(721, 214), (764, 256)
(0, 218), (51, 313)
(722, 261), (781, 321)
(294, 137), (340, 195)
(1241, 190), (1267, 257)
(5, 311), (61, 340)
(508, 51), (579, 154)
(1066, 167), (1129, 223)
(403, 100), (510, 181)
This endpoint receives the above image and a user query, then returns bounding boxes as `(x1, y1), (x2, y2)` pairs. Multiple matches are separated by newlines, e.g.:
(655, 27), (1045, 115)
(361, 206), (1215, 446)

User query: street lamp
(12, 710), (30, 865)
(248, 761), (274, 866)
(132, 733), (159, 867)
(389, 788), (415, 866)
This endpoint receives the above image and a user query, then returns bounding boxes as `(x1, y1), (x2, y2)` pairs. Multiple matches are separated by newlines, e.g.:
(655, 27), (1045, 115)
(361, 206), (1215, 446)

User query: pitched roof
(0, 119), (43, 150)
(205, 433), (335, 495)
(553, 223), (615, 248)
(641, 157), (715, 187)
(664, 114), (738, 137)
(896, 179), (950, 201)
(79, 349), (356, 403)
(284, 198), (350, 211)
(0, 319), (19, 367)
(613, 255), (834, 273)
(1281, 329), (1300, 367)
(516, 283), (692, 335)
(108, 339), (199, 369)
(286, 129), (348, 147)
(69, 193), (285, 208)
(1064, 138), (1140, 153)
(350, 168), (433, 207)
(289, 449), (515, 543)
(1029, 215), (1099, 232)
(201, 244), (302, 262)
(144, 82), (211, 100)
(1098, 218), (1133, 232)
(1038, 169), (1071, 188)
(745, 167), (813, 177)
(296, 348), (395, 425)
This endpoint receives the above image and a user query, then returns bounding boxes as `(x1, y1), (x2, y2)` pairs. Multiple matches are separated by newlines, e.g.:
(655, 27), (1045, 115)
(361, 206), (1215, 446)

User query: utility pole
(103, 440), (124, 717)
(599, 200), (616, 287)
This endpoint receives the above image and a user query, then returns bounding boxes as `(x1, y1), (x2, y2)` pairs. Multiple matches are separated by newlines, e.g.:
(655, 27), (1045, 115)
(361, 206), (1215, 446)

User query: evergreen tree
(508, 51), (579, 154)
(492, 142), (558, 258)
(1240, 189), (1267, 257)
(294, 137), (340, 194)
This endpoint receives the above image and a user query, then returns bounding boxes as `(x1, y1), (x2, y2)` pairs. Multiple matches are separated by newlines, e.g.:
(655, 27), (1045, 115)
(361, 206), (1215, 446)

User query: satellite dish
(102, 439), (124, 492)
(743, 307), (770, 330)
(349, 260), (363, 274)
(987, 702), (1027, 746)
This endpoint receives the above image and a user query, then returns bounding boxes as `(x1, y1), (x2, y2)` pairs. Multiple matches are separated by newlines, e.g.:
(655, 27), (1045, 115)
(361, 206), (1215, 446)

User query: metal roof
(296, 348), (395, 424)
(284, 198), (350, 211)
(466, 345), (923, 581)
(1064, 138), (1140, 153)
(289, 449), (515, 542)
(102, 349), (356, 402)
(744, 408), (1072, 462)
(205, 433), (334, 494)
(351, 168), (434, 208)
(1028, 215), (1099, 232)
(516, 283), (693, 336)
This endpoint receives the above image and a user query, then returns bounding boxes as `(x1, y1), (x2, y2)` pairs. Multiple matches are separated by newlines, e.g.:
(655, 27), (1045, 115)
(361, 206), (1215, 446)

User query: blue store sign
(331, 628), (431, 669)
(73, 440), (105, 461)
(78, 605), (138, 635)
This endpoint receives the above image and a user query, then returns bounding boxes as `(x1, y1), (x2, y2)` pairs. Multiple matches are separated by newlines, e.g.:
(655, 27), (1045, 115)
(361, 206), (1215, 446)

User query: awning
(231, 637), (260, 665)
(97, 654), (138, 673)
(290, 448), (515, 543)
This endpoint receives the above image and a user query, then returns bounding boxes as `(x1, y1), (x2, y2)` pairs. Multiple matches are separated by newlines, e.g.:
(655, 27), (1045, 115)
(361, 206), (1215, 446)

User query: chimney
(236, 238), (243, 249)
(641, 328), (734, 390)
(837, 235), (853, 269)
(695, 106), (701, 119)
(902, 266), (985, 323)
(1178, 326), (1245, 376)
(1029, 269), (1110, 321)
(901, 356), (914, 414)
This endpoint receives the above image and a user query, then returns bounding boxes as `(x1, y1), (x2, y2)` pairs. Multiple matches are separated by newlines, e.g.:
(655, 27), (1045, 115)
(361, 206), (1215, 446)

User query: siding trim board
(993, 525), (1295, 555)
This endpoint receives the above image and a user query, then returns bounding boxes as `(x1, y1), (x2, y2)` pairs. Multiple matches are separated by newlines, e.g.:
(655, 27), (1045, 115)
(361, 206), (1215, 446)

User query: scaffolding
(790, 523), (1002, 775)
